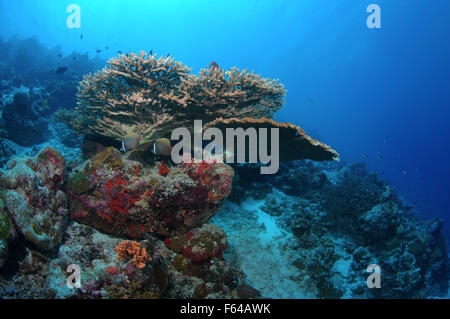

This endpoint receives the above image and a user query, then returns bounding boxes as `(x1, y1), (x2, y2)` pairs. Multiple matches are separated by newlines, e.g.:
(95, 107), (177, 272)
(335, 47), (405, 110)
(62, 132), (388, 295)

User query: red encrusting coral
(135, 164), (140, 177)
(105, 266), (120, 275)
(158, 161), (170, 176)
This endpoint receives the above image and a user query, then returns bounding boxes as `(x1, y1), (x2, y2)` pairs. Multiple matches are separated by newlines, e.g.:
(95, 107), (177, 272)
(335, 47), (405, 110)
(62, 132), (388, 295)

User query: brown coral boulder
(67, 147), (234, 239)
(0, 147), (68, 251)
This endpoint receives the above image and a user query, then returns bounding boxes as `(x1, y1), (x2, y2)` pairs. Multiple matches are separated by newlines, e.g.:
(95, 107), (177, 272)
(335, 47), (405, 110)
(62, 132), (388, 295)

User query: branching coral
(65, 51), (286, 142)
(114, 240), (151, 269)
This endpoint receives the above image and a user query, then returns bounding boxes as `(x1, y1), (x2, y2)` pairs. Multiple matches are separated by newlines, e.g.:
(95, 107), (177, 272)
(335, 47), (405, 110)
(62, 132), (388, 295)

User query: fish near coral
(121, 133), (141, 152)
(151, 138), (172, 157)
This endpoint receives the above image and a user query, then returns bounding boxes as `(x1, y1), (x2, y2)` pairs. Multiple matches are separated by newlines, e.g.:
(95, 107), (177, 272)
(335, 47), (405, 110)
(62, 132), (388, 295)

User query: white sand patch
(212, 198), (315, 298)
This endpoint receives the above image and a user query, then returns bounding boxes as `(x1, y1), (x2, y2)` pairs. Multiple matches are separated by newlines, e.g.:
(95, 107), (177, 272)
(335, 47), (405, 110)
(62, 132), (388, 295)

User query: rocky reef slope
(213, 161), (449, 298)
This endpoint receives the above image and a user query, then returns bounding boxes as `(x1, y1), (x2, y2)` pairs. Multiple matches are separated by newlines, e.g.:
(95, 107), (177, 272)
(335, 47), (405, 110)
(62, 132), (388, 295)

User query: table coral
(63, 51), (286, 144)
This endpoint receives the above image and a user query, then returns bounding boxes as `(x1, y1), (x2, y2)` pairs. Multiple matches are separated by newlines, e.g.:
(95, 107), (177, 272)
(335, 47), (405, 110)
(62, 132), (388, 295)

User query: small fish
(80, 34), (83, 39)
(96, 49), (102, 54)
(377, 155), (382, 160)
(73, 56), (77, 61)
(210, 61), (220, 70)
(57, 53), (63, 58)
(55, 66), (68, 74)
(121, 133), (141, 152)
(362, 153), (368, 160)
(105, 46), (109, 50)
(377, 150), (382, 154)
(151, 138), (172, 157)
(149, 50), (153, 55)
(117, 50), (123, 54)
(402, 170), (407, 175)
(307, 97), (315, 104)
(166, 53), (171, 57)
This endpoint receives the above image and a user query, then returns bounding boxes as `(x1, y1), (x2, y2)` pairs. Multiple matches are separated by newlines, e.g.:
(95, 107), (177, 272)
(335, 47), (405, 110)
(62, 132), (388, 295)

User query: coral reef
(67, 147), (234, 238)
(44, 221), (244, 299)
(155, 223), (244, 298)
(213, 161), (449, 298)
(0, 40), (448, 300)
(0, 246), (53, 298)
(0, 143), (447, 299)
(46, 221), (161, 299)
(1, 89), (49, 146)
(0, 36), (100, 167)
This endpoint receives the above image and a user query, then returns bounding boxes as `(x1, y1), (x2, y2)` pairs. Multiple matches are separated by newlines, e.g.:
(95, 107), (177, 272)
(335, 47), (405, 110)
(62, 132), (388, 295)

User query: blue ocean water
(0, 0), (449, 299)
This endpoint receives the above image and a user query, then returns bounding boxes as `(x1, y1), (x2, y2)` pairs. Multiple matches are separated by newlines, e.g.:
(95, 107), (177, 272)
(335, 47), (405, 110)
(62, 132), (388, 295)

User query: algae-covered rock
(164, 224), (227, 262)
(0, 147), (68, 251)
(67, 147), (234, 239)
(89, 146), (123, 171)
(67, 171), (91, 195)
